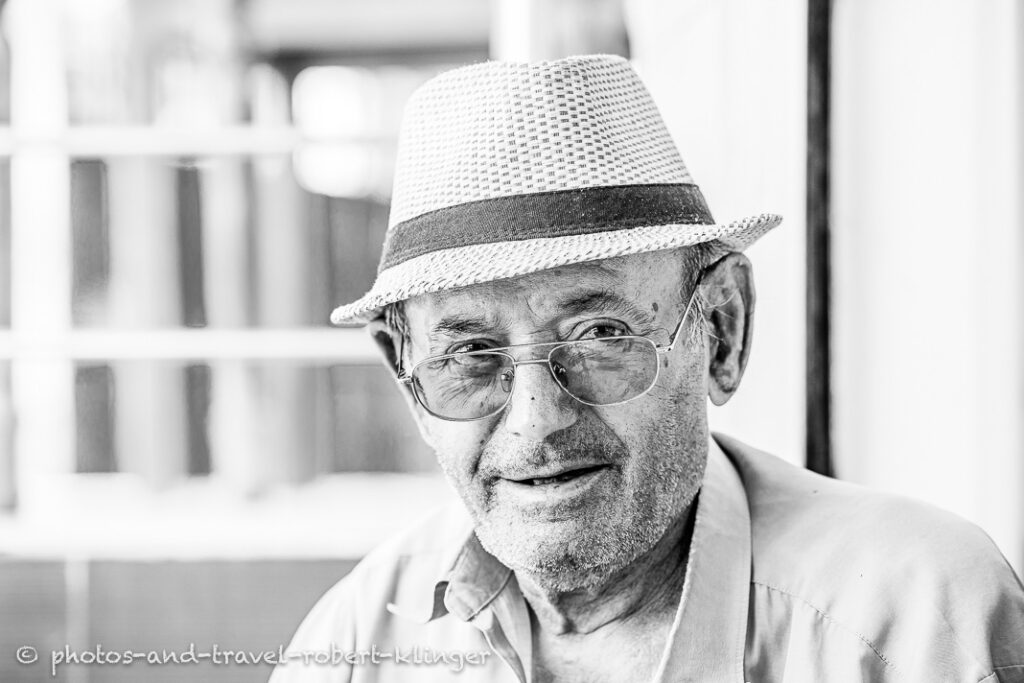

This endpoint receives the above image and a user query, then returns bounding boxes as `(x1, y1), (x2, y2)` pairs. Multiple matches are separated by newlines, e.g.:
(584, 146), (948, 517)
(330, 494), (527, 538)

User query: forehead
(404, 250), (685, 331)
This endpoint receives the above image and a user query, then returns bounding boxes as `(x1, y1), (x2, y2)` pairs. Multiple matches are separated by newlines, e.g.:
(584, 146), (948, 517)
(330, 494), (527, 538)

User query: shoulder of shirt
(278, 502), (473, 653)
(713, 432), (1024, 676)
(347, 499), (475, 584)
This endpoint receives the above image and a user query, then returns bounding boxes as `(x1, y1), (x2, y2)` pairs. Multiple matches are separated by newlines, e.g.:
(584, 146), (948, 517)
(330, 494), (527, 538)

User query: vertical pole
(252, 155), (316, 485)
(106, 157), (188, 486)
(806, 0), (833, 476)
(6, 0), (76, 514)
(1017, 0), (1024, 575)
(0, 23), (12, 510)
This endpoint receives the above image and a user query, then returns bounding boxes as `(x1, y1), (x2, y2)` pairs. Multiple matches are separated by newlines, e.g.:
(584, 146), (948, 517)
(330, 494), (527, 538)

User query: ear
(366, 317), (433, 436)
(699, 252), (755, 406)
(367, 317), (403, 379)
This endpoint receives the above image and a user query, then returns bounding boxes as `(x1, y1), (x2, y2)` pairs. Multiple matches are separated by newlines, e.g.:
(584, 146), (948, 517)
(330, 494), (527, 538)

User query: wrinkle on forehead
(428, 260), (620, 307)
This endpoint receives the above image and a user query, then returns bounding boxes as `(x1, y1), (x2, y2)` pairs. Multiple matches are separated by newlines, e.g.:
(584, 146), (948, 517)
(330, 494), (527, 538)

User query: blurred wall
(833, 0), (1024, 572)
(0, 558), (354, 683)
(626, 0), (1024, 573)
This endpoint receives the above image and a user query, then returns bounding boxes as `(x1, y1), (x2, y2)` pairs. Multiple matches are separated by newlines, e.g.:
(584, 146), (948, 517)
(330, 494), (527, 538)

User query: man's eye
(448, 341), (493, 355)
(578, 323), (628, 339)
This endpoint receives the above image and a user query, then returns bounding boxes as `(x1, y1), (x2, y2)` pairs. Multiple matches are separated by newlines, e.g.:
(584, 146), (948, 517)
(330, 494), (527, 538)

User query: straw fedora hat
(330, 54), (781, 326)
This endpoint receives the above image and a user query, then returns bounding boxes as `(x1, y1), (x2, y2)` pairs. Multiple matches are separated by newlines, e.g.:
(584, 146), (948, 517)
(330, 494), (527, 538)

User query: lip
(492, 464), (614, 510)
(506, 464), (609, 486)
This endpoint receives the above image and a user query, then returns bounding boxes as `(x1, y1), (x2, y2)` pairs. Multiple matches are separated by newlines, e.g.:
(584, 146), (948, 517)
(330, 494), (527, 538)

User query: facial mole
(651, 302), (659, 312)
(531, 396), (535, 401)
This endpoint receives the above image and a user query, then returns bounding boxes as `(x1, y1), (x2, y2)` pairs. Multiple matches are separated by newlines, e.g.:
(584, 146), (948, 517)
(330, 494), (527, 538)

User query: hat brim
(330, 213), (782, 326)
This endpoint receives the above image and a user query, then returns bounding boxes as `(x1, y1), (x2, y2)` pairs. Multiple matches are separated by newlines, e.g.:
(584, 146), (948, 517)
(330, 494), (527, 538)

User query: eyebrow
(429, 317), (498, 340)
(426, 289), (654, 344)
(557, 290), (655, 326)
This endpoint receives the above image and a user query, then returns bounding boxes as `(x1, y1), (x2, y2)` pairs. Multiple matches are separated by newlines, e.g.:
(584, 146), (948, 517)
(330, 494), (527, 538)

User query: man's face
(402, 251), (710, 590)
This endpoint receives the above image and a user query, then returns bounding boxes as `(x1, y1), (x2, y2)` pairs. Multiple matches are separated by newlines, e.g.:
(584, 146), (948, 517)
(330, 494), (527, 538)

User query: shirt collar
(443, 533), (515, 621)
(389, 437), (752, 681)
(655, 435), (752, 682)
(385, 508), (512, 624)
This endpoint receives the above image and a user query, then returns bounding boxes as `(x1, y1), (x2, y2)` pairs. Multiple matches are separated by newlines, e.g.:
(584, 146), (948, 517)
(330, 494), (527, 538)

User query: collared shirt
(270, 434), (1024, 683)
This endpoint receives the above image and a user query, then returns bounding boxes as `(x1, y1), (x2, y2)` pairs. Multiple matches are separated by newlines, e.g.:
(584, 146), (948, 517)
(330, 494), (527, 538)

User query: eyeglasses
(396, 294), (697, 422)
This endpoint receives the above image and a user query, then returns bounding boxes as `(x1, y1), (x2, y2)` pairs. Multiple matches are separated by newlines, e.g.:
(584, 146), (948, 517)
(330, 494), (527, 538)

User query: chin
(474, 509), (660, 592)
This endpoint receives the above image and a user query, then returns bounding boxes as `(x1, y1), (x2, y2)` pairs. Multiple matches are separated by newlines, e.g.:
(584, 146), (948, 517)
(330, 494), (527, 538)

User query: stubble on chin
(438, 411), (706, 592)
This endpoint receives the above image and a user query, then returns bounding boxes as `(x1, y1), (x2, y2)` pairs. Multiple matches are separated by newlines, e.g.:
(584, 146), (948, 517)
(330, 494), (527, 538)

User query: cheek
(605, 366), (705, 451)
(424, 419), (492, 480)
(661, 345), (708, 400)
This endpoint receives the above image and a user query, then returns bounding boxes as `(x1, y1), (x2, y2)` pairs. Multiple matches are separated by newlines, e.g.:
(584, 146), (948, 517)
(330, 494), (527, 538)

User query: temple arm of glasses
(661, 291), (698, 353)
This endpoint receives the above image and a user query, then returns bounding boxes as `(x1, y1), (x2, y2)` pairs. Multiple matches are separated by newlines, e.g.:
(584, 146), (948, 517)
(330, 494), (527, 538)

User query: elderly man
(272, 56), (1024, 683)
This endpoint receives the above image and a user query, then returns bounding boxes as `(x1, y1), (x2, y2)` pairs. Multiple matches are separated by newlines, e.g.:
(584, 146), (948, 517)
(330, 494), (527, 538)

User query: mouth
(506, 464), (610, 487)
(490, 463), (616, 516)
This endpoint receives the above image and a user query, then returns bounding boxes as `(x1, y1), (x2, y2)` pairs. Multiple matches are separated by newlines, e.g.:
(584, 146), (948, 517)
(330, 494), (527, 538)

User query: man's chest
(529, 619), (674, 683)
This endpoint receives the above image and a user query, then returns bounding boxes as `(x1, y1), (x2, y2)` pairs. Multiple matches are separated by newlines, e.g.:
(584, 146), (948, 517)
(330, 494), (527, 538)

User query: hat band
(379, 183), (713, 272)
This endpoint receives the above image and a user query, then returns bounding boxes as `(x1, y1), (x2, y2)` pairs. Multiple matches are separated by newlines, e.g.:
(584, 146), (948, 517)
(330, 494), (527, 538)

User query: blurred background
(0, 0), (1020, 681)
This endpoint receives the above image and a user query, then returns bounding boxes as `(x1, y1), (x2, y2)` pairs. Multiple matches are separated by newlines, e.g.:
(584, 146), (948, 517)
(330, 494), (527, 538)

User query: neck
(516, 502), (696, 636)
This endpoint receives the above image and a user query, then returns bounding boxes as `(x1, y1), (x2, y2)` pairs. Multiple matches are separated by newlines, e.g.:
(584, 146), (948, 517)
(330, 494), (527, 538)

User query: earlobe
(700, 253), (755, 406)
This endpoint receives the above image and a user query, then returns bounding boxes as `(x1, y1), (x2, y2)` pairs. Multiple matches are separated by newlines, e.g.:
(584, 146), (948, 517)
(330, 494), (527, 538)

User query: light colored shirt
(270, 434), (1024, 682)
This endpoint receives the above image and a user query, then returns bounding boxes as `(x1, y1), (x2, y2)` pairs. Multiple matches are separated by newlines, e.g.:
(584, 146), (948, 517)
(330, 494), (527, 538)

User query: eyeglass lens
(410, 337), (659, 420)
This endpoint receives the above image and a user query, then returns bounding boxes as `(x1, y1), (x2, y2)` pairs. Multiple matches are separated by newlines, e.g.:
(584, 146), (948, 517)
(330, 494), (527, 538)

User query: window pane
(73, 359), (434, 485)
(69, 155), (397, 329)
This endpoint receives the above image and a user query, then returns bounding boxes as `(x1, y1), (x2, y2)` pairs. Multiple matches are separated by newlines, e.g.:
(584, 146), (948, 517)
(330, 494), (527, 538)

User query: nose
(501, 360), (580, 441)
